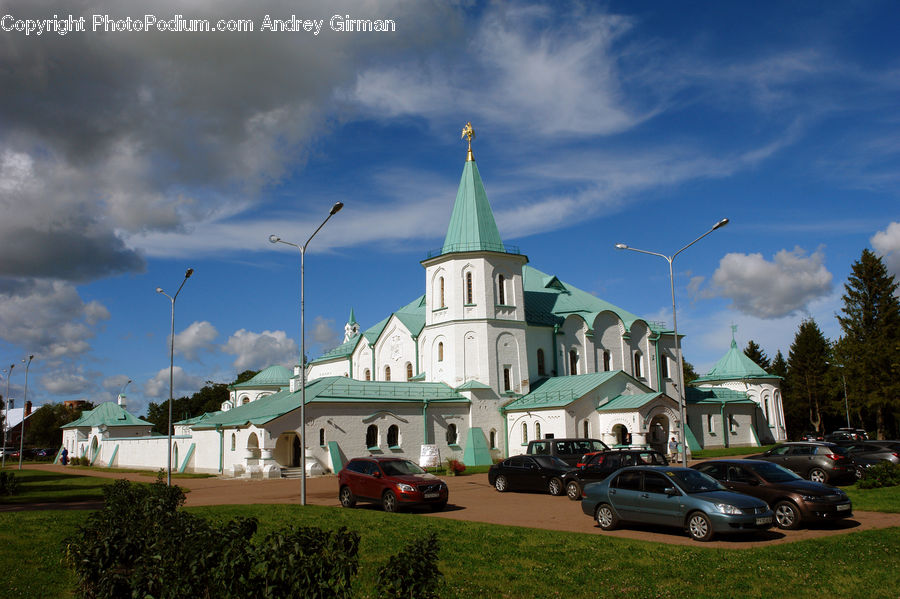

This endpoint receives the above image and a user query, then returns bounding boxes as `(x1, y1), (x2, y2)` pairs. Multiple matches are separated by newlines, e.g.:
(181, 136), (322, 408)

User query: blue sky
(1, 1), (898, 418)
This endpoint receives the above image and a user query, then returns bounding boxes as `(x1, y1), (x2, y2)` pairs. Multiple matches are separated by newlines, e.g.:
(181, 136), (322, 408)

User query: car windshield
(577, 440), (608, 452)
(534, 456), (570, 469)
(747, 461), (801, 483)
(664, 469), (725, 493)
(380, 460), (426, 476)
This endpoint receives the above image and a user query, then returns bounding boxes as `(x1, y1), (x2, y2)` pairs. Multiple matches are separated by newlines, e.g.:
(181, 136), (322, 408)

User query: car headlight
(715, 503), (741, 515)
(800, 495), (818, 502)
(396, 483), (416, 492)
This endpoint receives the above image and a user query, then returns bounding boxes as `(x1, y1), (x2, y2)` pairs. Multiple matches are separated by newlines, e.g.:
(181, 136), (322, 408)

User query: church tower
(343, 308), (360, 343)
(420, 123), (530, 398)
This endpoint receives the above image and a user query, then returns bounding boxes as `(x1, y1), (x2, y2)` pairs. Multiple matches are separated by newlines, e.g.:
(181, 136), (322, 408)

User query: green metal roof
(522, 265), (668, 334)
(310, 334), (361, 364)
(692, 338), (776, 383)
(685, 387), (755, 405)
(504, 371), (621, 410)
(230, 365), (293, 389)
(348, 307), (357, 325)
(62, 402), (153, 429)
(596, 392), (663, 411)
(394, 295), (426, 338)
(455, 380), (491, 390)
(363, 315), (391, 345)
(440, 160), (506, 255)
(191, 376), (466, 429)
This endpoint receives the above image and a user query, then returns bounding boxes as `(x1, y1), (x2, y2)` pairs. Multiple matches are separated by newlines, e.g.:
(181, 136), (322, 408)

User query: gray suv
(749, 442), (854, 484)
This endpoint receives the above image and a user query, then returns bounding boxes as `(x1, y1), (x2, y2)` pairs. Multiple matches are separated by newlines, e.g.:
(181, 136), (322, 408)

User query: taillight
(824, 454), (844, 461)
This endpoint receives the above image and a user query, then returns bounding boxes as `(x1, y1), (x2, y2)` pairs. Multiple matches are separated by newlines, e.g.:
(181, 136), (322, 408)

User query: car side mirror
(664, 487), (678, 496)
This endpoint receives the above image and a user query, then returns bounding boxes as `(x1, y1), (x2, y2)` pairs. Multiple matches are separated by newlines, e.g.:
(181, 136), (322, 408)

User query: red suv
(338, 456), (449, 512)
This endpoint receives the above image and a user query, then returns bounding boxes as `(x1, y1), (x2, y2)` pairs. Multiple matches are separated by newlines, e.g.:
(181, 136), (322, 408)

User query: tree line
(736, 249), (899, 440)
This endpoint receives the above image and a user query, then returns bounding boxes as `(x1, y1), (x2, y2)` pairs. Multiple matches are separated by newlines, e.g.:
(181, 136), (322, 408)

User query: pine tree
(786, 319), (833, 435)
(743, 340), (771, 372)
(833, 249), (900, 439)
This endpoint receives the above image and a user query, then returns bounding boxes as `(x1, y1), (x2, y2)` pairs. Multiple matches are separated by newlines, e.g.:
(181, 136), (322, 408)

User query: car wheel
(382, 490), (398, 513)
(495, 474), (508, 492)
(566, 480), (582, 501)
(596, 504), (618, 530)
(339, 486), (356, 508)
(855, 466), (865, 480)
(808, 468), (827, 483)
(548, 477), (564, 496)
(774, 501), (801, 530)
(687, 512), (714, 541)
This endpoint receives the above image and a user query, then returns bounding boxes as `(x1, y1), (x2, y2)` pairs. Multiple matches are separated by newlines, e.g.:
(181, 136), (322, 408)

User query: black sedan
(488, 454), (574, 495)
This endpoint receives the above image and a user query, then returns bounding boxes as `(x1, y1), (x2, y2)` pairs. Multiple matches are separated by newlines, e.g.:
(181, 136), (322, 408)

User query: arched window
(537, 349), (546, 376)
(569, 350), (578, 375)
(364, 368), (371, 381)
(446, 423), (458, 445)
(603, 350), (611, 371)
(535, 422), (542, 440)
(503, 367), (511, 391)
(489, 429), (496, 449)
(438, 342), (444, 362)
(387, 424), (399, 447)
(634, 351), (643, 379)
(521, 422), (528, 445)
(465, 272), (473, 304)
(498, 274), (506, 304)
(242, 396), (250, 405)
(583, 420), (589, 437)
(384, 366), (391, 381)
(406, 362), (413, 380)
(231, 433), (236, 451)
(439, 277), (445, 308)
(319, 428), (325, 446)
(366, 425), (378, 448)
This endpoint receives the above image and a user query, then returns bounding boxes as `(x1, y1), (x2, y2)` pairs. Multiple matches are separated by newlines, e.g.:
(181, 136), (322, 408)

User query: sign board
(419, 444), (441, 468)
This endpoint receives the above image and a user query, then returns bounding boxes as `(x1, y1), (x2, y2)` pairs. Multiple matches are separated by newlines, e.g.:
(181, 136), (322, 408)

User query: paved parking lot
(15, 464), (900, 548)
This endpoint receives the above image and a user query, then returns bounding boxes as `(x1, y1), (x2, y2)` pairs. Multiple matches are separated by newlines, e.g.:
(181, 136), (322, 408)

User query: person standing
(668, 436), (678, 461)
(61, 447), (68, 466)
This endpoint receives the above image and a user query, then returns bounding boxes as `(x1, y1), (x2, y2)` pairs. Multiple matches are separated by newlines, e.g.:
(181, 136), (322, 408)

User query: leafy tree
(743, 340), (771, 372)
(786, 319), (833, 436)
(833, 249), (900, 439)
(25, 402), (92, 447)
(682, 360), (699, 386)
(145, 370), (260, 434)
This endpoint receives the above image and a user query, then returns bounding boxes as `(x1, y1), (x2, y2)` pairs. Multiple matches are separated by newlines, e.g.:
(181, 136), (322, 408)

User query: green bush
(858, 461), (900, 489)
(63, 474), (361, 598)
(0, 471), (18, 495)
(377, 532), (442, 599)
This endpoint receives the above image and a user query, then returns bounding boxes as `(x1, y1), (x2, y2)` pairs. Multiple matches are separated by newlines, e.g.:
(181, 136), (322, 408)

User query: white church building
(60, 126), (784, 476)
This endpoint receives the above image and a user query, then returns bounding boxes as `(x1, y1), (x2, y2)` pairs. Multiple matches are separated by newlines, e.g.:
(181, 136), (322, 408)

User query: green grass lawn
(2, 470), (899, 598)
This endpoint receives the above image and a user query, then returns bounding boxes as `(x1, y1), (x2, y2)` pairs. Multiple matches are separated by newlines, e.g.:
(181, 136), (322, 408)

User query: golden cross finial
(461, 121), (475, 161)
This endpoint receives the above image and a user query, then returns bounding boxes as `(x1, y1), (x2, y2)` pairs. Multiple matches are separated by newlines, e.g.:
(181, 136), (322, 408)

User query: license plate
(837, 503), (851, 511)
(424, 492), (439, 499)
(756, 516), (773, 525)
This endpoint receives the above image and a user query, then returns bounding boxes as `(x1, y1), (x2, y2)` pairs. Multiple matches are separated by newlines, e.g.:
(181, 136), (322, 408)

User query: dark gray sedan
(580, 466), (773, 541)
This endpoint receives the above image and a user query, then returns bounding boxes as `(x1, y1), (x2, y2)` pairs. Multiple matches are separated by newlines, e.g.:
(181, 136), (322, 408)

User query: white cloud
(311, 316), (342, 351)
(144, 365), (205, 400)
(173, 321), (219, 361)
(710, 247), (833, 319)
(223, 329), (297, 371)
(41, 370), (92, 395)
(0, 280), (110, 358)
(871, 221), (900, 279)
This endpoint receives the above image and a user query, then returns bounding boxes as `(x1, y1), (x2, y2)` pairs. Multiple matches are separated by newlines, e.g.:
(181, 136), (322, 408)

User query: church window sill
(432, 307), (448, 313)
(464, 303), (477, 307)
(448, 444), (461, 450)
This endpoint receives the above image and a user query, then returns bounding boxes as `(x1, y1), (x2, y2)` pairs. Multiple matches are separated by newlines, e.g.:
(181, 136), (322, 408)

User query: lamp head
(615, 243), (628, 250)
(713, 218), (729, 230)
(185, 268), (194, 279)
(156, 287), (164, 293)
(269, 234), (281, 244)
(330, 202), (344, 215)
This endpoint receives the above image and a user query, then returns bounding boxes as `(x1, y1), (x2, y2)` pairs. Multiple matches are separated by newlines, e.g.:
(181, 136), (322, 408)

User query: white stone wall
(308, 358), (351, 381)
(373, 317), (417, 382)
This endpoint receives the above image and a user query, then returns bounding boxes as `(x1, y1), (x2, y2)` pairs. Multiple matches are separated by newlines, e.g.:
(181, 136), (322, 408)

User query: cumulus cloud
(710, 247), (833, 319)
(144, 365), (206, 400)
(223, 329), (297, 371)
(173, 321), (219, 361)
(41, 370), (93, 395)
(0, 280), (110, 358)
(311, 317), (343, 351)
(871, 221), (900, 279)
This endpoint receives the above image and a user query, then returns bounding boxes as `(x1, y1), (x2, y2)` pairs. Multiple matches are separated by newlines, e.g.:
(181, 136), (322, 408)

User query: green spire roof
(348, 308), (357, 325)
(692, 338), (775, 383)
(441, 160), (506, 255)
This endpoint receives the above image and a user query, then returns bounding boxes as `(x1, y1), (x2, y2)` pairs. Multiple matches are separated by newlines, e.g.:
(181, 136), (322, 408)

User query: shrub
(445, 458), (466, 475)
(0, 471), (18, 495)
(857, 461), (900, 489)
(63, 473), (361, 599)
(377, 532), (442, 599)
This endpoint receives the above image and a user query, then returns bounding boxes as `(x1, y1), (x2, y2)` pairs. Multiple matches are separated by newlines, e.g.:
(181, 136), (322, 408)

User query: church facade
(59, 126), (784, 476)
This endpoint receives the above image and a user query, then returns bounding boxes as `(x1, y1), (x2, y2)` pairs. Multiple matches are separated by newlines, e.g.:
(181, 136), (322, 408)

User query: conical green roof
(441, 160), (505, 255)
(693, 339), (775, 383)
(230, 365), (292, 389)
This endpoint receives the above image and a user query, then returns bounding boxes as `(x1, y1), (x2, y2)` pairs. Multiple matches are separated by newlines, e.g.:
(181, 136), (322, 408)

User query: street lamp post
(616, 218), (729, 466)
(269, 201), (344, 506)
(18, 355), (33, 470)
(1, 363), (13, 469)
(157, 268), (194, 486)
